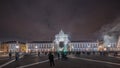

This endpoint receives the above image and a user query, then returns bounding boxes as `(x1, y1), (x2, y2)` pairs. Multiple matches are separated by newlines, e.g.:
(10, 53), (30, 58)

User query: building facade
(22, 30), (120, 53)
(0, 30), (120, 53)
(0, 41), (26, 53)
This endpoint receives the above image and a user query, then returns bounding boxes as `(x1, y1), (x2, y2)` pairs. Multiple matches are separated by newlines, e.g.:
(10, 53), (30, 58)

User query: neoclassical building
(26, 30), (99, 53)
(0, 41), (26, 53)
(0, 30), (120, 53)
(25, 30), (120, 53)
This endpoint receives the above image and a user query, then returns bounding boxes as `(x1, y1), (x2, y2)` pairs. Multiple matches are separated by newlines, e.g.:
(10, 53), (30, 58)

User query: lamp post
(35, 46), (38, 53)
(15, 45), (19, 53)
(107, 45), (111, 56)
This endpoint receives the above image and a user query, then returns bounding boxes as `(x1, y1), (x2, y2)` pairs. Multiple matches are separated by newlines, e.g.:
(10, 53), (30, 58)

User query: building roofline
(1, 41), (26, 44)
(28, 41), (53, 43)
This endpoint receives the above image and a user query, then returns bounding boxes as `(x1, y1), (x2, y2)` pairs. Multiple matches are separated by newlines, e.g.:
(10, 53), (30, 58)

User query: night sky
(0, 0), (120, 41)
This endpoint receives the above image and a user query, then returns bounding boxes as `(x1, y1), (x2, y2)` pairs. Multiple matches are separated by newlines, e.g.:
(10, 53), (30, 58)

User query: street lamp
(107, 44), (111, 56)
(107, 45), (111, 47)
(104, 48), (107, 51)
(16, 45), (19, 52)
(71, 45), (74, 52)
(35, 46), (38, 49)
(107, 45), (111, 51)
(35, 46), (38, 53)
(98, 46), (102, 51)
(16, 46), (19, 49)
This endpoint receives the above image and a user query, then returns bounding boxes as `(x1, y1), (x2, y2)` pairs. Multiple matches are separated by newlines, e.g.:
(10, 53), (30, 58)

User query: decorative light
(99, 46), (102, 48)
(16, 46), (19, 49)
(107, 45), (111, 47)
(72, 46), (74, 49)
(104, 48), (107, 51)
(35, 46), (38, 48)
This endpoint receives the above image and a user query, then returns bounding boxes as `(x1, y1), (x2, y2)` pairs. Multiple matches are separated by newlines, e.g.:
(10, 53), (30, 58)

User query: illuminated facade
(26, 30), (119, 53)
(0, 41), (26, 53)
(0, 30), (119, 53)
(54, 30), (70, 52)
(26, 41), (53, 53)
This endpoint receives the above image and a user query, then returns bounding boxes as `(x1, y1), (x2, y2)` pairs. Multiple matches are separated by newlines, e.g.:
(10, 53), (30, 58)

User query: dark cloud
(0, 0), (120, 41)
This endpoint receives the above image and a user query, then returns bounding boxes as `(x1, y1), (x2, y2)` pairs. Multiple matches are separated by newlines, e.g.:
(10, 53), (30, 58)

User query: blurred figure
(114, 52), (118, 56)
(57, 53), (60, 60)
(38, 51), (40, 57)
(15, 52), (19, 61)
(48, 52), (55, 67)
(9, 52), (12, 59)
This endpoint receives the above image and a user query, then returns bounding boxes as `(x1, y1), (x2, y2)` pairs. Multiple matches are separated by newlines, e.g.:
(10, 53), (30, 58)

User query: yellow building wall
(20, 44), (27, 52)
(0, 44), (9, 53)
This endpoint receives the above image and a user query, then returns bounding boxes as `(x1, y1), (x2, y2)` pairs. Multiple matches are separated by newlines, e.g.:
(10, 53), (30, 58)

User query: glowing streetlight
(15, 45), (19, 52)
(35, 46), (38, 53)
(16, 46), (19, 49)
(35, 46), (38, 48)
(104, 48), (107, 51)
(98, 45), (103, 51)
(107, 45), (111, 47)
(99, 46), (102, 48)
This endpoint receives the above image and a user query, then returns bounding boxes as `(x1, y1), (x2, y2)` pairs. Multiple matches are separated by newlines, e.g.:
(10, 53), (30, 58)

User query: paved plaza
(0, 54), (120, 68)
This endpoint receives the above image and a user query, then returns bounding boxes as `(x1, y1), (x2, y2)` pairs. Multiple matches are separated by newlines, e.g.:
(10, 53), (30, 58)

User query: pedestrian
(38, 51), (40, 57)
(114, 52), (118, 56)
(9, 52), (12, 59)
(15, 52), (19, 61)
(48, 52), (55, 67)
(57, 53), (60, 60)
